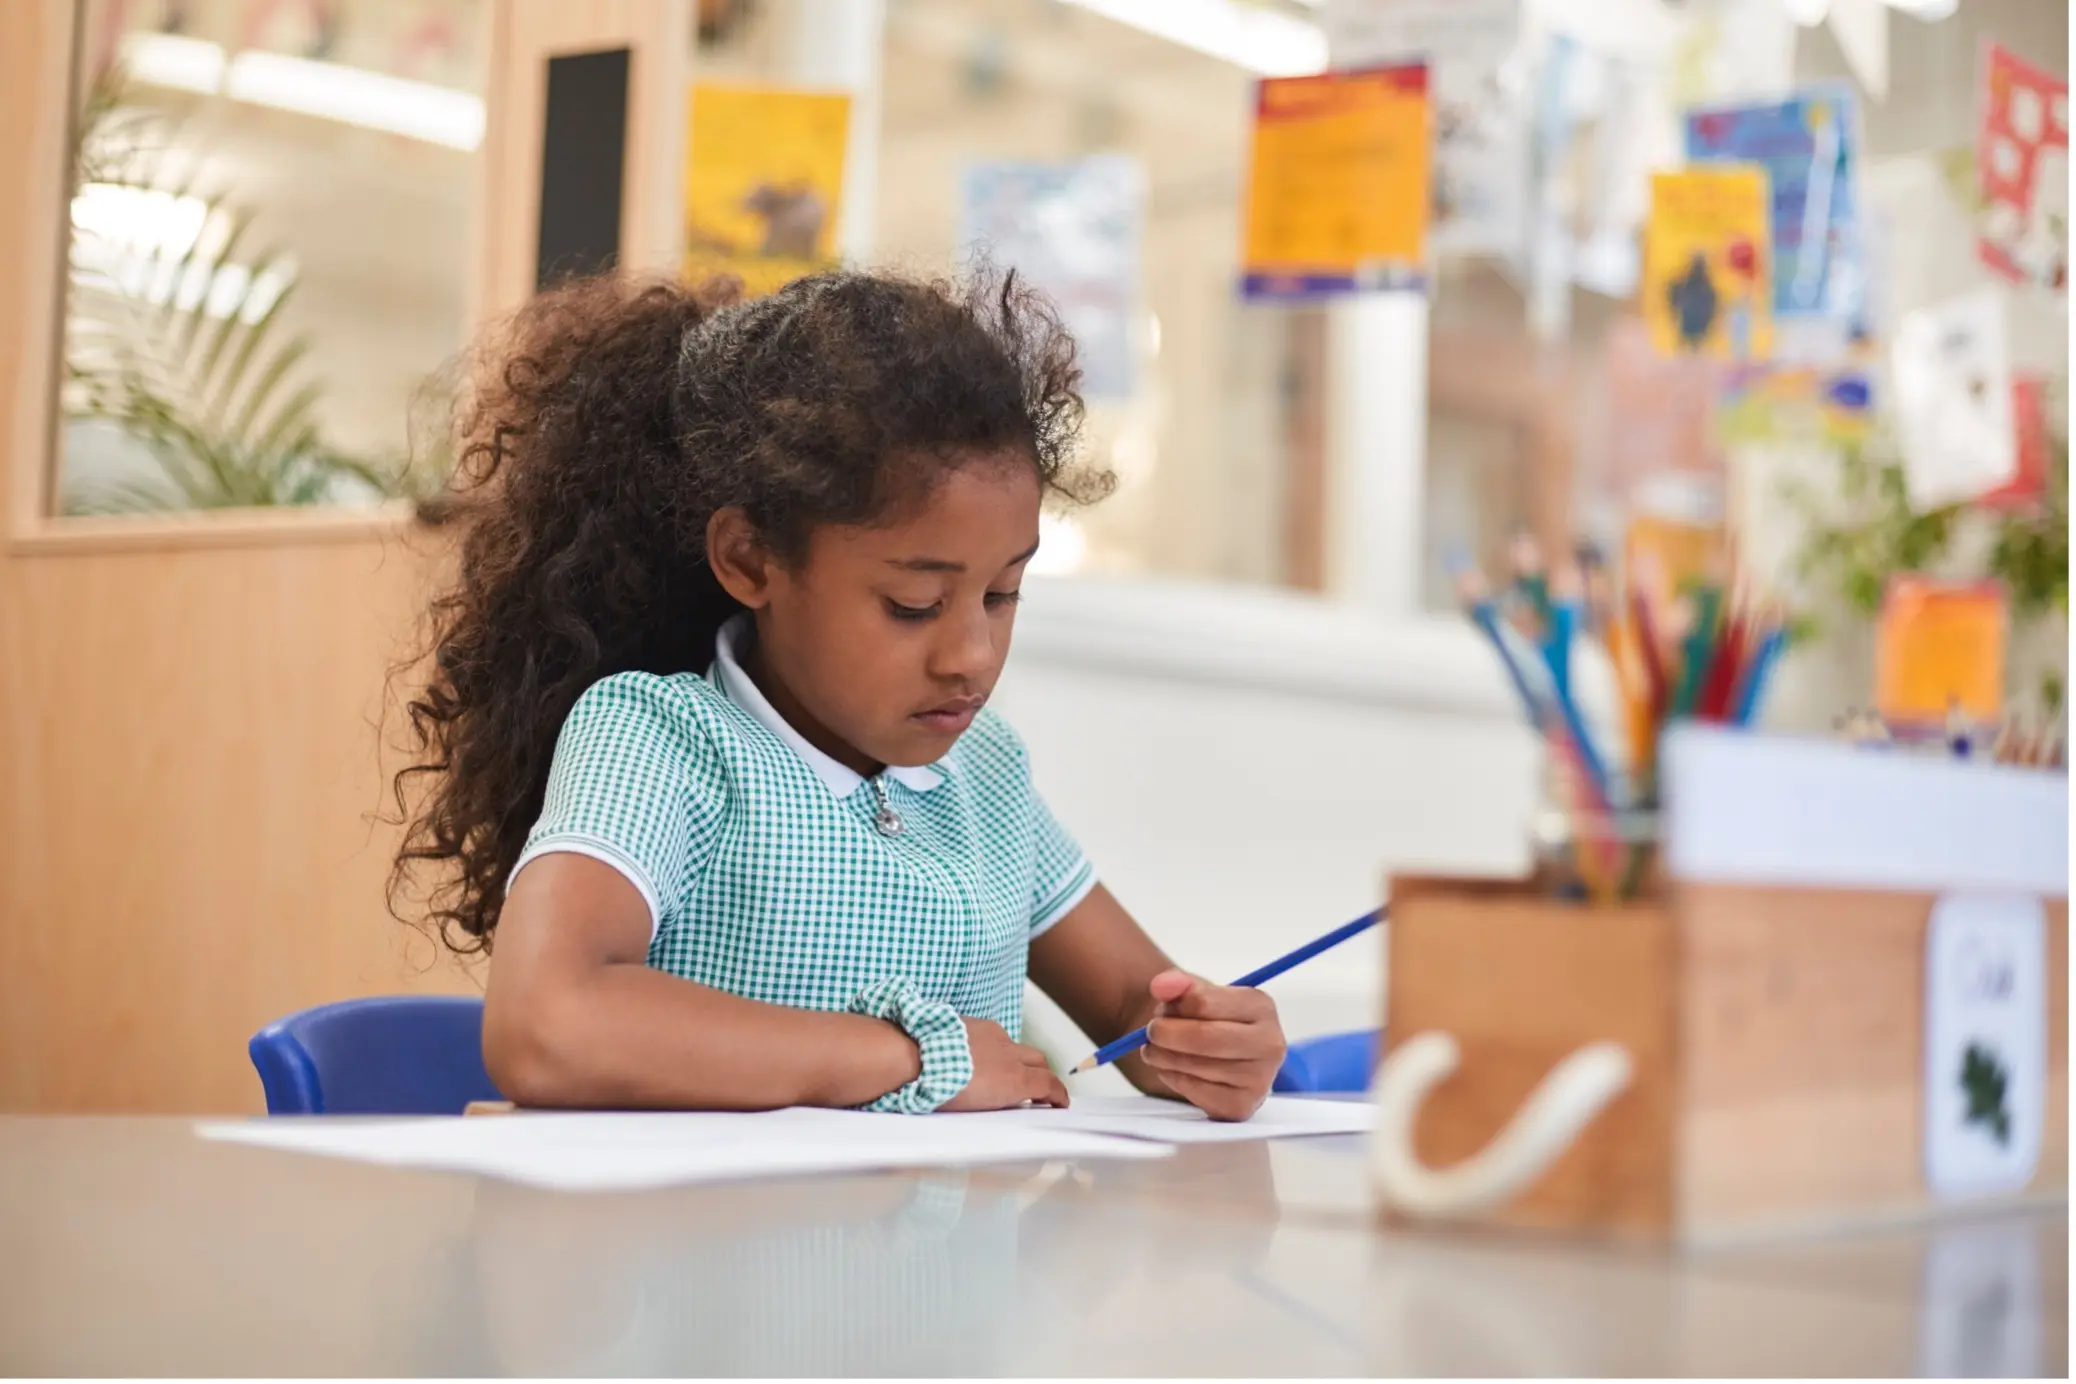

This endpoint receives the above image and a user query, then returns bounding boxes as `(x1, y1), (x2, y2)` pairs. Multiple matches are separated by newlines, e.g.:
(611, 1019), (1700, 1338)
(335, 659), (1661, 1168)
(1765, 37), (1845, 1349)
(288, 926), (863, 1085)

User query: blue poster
(959, 155), (1144, 402)
(1684, 84), (1867, 346)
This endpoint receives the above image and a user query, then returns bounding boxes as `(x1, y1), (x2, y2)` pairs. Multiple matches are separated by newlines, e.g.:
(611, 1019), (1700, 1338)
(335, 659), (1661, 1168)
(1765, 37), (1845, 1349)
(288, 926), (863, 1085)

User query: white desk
(0, 1116), (2062, 1375)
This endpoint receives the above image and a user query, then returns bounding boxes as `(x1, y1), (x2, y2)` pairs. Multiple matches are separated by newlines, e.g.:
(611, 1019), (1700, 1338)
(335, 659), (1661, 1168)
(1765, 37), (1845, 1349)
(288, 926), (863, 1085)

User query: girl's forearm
(484, 962), (923, 1111)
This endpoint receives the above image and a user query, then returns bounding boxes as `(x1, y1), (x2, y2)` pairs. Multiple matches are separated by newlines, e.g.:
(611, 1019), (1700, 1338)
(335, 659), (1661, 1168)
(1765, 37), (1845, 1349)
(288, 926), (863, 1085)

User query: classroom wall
(2, 0), (1596, 1113)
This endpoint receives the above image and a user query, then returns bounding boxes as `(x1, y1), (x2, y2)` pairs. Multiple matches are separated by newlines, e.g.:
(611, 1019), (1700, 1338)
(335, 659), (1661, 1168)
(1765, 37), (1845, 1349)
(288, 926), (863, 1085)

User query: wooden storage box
(1375, 728), (2069, 1246)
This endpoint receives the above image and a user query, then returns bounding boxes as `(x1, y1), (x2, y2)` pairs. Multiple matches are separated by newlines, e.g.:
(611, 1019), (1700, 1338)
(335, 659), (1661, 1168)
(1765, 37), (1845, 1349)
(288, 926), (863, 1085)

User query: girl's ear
(706, 507), (775, 609)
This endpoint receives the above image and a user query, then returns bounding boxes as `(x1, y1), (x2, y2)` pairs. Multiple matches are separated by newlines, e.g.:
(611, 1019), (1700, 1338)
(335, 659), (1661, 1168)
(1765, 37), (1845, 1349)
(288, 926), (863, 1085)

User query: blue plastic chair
(1273, 1028), (1381, 1094)
(248, 995), (503, 1115)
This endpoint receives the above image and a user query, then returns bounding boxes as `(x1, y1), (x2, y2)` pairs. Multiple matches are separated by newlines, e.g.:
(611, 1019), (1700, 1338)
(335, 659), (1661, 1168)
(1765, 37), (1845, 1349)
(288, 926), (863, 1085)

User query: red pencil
(1696, 598), (1752, 722)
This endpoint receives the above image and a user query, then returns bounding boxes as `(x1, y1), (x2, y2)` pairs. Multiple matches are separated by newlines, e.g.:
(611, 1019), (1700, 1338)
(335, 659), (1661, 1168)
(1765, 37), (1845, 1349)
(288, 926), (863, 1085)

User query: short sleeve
(1028, 787), (1097, 939)
(510, 673), (723, 938)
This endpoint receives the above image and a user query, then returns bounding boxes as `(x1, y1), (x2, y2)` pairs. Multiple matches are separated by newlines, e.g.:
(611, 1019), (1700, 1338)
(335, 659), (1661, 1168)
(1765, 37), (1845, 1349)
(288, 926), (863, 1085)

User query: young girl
(393, 269), (1285, 1118)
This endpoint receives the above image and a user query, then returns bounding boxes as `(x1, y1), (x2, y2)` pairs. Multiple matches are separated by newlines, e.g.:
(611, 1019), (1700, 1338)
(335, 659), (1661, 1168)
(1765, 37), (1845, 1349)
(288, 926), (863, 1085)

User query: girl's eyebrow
(886, 539), (1042, 574)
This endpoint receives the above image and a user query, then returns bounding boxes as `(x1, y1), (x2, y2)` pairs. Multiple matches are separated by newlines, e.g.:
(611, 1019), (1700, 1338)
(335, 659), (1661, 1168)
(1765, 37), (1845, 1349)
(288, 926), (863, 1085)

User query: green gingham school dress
(511, 616), (1098, 1112)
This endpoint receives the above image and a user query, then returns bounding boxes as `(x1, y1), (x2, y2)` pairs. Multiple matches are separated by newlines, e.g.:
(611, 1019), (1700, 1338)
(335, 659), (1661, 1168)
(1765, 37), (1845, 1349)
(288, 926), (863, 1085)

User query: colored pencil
(1630, 586), (1668, 720)
(1546, 561), (1585, 701)
(1552, 727), (1620, 901)
(1731, 624), (1787, 727)
(1668, 585), (1720, 720)
(1538, 641), (1618, 809)
(1070, 910), (1385, 1073)
(1448, 553), (1548, 725)
(1608, 613), (1653, 775)
(1510, 531), (1550, 609)
(1695, 598), (1750, 722)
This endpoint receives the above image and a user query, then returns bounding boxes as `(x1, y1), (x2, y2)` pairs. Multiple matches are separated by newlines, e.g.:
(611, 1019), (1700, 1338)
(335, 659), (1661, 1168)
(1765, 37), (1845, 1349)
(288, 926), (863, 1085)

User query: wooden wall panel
(0, 538), (478, 1113)
(0, 0), (690, 1113)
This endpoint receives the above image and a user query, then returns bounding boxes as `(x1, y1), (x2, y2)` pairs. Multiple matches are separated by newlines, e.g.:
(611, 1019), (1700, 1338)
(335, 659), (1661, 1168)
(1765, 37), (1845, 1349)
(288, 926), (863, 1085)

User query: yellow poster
(1642, 168), (1774, 361)
(1240, 64), (1430, 299)
(1624, 513), (1727, 616)
(1876, 577), (2008, 726)
(683, 83), (850, 299)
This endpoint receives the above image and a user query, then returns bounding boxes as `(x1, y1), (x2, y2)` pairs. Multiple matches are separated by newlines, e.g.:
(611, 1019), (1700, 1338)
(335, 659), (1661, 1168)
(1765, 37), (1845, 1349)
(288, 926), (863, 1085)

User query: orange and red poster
(1240, 63), (1431, 300)
(1978, 42), (2068, 292)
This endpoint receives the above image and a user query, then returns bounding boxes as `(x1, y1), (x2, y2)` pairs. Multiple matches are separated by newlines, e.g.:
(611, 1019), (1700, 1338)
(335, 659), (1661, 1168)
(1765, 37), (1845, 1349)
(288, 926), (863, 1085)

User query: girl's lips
(911, 699), (982, 734)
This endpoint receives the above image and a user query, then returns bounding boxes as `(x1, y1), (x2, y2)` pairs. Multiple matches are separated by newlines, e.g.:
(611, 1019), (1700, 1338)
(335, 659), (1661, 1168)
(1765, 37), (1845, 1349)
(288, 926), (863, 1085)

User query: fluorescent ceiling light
(118, 32), (226, 93)
(117, 32), (484, 151)
(225, 50), (485, 150)
(1783, 0), (1960, 22)
(1062, 0), (1327, 78)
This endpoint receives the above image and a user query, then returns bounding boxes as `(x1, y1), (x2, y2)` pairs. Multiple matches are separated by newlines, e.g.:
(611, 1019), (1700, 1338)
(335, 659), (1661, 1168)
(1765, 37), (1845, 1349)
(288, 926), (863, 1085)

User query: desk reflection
(461, 1141), (1284, 1375)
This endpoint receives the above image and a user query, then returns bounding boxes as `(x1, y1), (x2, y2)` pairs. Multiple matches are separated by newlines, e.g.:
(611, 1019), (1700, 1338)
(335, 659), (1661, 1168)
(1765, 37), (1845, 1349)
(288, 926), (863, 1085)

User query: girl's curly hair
(390, 267), (1107, 955)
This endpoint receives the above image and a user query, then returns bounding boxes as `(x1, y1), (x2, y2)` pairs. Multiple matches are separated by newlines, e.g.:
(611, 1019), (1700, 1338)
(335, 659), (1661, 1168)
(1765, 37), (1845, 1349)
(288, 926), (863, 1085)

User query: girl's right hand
(939, 1017), (1070, 1111)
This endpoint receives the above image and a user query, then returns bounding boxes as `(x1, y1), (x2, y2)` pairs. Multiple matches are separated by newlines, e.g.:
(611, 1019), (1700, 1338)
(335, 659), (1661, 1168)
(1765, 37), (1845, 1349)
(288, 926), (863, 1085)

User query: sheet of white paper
(945, 1094), (1377, 1145)
(1892, 286), (2016, 509)
(196, 1106), (1170, 1193)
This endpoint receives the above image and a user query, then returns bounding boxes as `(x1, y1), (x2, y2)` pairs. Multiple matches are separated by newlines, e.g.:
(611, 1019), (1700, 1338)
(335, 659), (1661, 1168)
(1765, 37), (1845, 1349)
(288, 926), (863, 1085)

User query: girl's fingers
(1139, 1044), (1259, 1088)
(1157, 1070), (1265, 1123)
(1027, 1065), (1070, 1108)
(1145, 1016), (1275, 1060)
(1155, 979), (1275, 1022)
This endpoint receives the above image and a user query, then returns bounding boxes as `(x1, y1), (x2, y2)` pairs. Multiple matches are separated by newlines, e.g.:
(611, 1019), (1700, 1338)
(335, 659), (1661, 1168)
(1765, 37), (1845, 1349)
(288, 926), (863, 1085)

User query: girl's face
(714, 455), (1042, 775)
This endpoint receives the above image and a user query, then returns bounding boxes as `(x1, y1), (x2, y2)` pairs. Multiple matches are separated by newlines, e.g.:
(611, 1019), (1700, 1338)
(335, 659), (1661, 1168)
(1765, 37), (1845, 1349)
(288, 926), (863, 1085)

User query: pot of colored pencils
(1447, 538), (1792, 905)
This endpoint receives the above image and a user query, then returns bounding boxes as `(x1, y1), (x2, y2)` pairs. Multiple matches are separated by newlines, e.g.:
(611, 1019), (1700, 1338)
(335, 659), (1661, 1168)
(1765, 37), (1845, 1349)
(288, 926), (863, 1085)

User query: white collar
(712, 615), (946, 798)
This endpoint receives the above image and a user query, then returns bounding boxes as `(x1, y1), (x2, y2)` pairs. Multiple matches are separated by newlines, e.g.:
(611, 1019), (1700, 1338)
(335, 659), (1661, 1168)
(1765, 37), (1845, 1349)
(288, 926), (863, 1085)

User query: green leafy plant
(1787, 397), (2069, 709)
(1786, 435), (1961, 618)
(61, 66), (431, 514)
(1986, 423), (2069, 623)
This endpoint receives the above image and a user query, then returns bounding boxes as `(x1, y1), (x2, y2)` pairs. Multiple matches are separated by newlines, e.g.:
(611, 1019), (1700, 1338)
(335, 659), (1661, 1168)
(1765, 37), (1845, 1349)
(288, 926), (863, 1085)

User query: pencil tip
(1070, 1057), (1095, 1074)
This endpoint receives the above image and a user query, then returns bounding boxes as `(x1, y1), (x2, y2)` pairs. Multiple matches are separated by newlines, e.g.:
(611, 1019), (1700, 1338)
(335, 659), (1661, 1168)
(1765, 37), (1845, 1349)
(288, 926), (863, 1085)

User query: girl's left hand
(1139, 970), (1286, 1121)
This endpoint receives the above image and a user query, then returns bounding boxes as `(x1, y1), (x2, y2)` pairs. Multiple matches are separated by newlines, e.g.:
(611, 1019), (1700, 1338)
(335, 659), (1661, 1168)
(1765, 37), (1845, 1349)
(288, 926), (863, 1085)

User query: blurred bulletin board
(1684, 84), (1868, 358)
(683, 83), (850, 298)
(1240, 64), (1431, 300)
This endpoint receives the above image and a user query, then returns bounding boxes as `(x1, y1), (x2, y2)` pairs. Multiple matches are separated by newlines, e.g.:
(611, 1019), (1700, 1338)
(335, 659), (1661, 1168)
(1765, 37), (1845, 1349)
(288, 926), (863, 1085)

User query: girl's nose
(929, 603), (999, 683)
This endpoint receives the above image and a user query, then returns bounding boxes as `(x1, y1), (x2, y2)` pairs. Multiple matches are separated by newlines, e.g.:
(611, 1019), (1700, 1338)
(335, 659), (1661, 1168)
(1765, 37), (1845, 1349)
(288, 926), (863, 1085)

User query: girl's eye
(885, 599), (940, 622)
(985, 589), (1023, 610)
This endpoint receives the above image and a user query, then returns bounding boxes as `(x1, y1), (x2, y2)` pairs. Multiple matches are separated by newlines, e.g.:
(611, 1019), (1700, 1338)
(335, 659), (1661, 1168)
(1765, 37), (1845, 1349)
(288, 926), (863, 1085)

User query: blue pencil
(1470, 602), (1549, 723)
(1731, 627), (1786, 727)
(1545, 600), (1578, 702)
(1446, 547), (1548, 725)
(1069, 909), (1385, 1073)
(1534, 639), (1618, 808)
